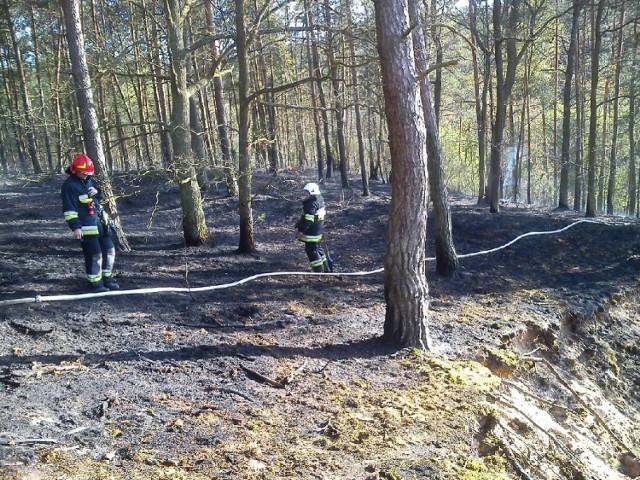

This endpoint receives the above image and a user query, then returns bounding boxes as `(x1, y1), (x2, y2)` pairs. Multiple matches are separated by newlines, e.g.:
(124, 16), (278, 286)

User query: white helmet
(303, 182), (321, 196)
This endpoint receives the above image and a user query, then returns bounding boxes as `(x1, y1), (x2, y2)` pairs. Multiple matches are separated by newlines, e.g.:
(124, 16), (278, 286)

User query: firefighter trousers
(304, 241), (327, 272)
(80, 228), (115, 284)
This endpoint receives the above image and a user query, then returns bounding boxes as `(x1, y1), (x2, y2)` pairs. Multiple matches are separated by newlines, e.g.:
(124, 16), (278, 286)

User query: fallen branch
(311, 360), (331, 374)
(0, 376), (21, 388)
(63, 426), (90, 436)
(283, 360), (308, 385)
(0, 438), (58, 446)
(175, 321), (222, 329)
(240, 364), (285, 388)
(206, 386), (258, 403)
(26, 362), (87, 378)
(10, 319), (53, 335)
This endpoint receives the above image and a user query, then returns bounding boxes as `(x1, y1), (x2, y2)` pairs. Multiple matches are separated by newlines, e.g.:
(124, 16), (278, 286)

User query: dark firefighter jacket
(296, 194), (326, 242)
(61, 175), (104, 236)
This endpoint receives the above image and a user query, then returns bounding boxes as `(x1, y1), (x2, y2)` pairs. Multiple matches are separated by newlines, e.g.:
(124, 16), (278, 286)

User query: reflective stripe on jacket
(61, 175), (102, 235)
(296, 194), (326, 243)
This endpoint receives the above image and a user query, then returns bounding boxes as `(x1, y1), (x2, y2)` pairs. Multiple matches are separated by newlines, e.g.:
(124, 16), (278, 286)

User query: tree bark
(585, 0), (605, 217)
(628, 22), (638, 216)
(5, 0), (42, 174)
(235, 0), (256, 253)
(163, 0), (209, 246)
(324, 0), (349, 189)
(29, 5), (54, 171)
(205, 0), (238, 196)
(345, 0), (370, 196)
(606, 3), (624, 215)
(559, 0), (583, 209)
(304, 0), (333, 180)
(409, 0), (458, 277)
(489, 0), (522, 213)
(469, 0), (490, 204)
(143, 0), (172, 168)
(374, 0), (431, 350)
(303, 0), (324, 180)
(574, 45), (584, 211)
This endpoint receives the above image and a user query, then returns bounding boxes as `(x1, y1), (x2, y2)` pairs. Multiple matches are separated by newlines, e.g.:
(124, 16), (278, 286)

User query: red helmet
(69, 154), (95, 175)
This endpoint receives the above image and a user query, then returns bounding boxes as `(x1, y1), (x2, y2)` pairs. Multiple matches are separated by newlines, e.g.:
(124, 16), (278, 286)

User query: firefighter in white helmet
(295, 182), (329, 272)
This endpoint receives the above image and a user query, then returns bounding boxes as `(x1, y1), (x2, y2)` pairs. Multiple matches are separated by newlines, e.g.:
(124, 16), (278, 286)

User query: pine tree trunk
(628, 23), (638, 216)
(345, 0), (369, 196)
(606, 4), (625, 215)
(205, 0), (238, 196)
(303, 0), (324, 180)
(4, 0), (42, 174)
(29, 5), (54, 171)
(164, 0), (209, 246)
(585, 0), (605, 217)
(235, 0), (256, 253)
(409, 0), (458, 277)
(375, 0), (431, 350)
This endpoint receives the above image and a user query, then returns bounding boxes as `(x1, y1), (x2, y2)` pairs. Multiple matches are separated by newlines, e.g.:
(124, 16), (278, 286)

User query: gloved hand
(87, 187), (98, 197)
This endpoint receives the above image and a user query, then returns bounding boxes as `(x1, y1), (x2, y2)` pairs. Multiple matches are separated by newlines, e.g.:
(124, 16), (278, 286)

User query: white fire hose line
(0, 219), (617, 307)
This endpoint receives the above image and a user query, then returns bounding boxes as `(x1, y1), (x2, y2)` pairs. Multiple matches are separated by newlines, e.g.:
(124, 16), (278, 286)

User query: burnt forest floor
(1, 168), (640, 480)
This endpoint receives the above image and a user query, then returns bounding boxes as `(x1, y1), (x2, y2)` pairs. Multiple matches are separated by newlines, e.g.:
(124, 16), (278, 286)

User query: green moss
(604, 349), (621, 376)
(457, 455), (511, 480)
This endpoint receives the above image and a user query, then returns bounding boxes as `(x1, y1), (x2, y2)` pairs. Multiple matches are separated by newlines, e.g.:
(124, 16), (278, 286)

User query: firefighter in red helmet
(61, 154), (119, 292)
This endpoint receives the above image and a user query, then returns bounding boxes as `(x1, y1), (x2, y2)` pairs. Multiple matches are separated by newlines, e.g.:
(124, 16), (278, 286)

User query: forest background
(1, 0), (639, 221)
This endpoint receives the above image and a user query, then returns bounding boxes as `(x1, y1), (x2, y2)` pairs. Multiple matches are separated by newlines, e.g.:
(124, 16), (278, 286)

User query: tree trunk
(190, 95), (210, 190)
(235, 0), (256, 253)
(52, 9), (65, 171)
(304, 0), (333, 180)
(553, 3), (559, 201)
(374, 0), (431, 350)
(409, 0), (458, 277)
(205, 0), (238, 197)
(429, 0), (443, 123)
(303, 0), (324, 180)
(251, 4), (277, 175)
(469, 0), (489, 205)
(598, 78), (609, 213)
(488, 0), (522, 213)
(29, 5), (54, 171)
(143, 0), (172, 168)
(628, 23), (638, 216)
(585, 0), (605, 217)
(574, 38), (584, 212)
(61, 0), (130, 251)
(164, 0), (209, 246)
(345, 0), (369, 196)
(606, 4), (624, 215)
(5, 0), (42, 174)
(128, 0), (153, 164)
(324, 0), (349, 189)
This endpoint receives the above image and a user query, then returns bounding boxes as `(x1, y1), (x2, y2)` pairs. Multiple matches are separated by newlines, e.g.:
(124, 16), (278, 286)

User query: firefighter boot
(103, 277), (120, 290)
(88, 281), (109, 293)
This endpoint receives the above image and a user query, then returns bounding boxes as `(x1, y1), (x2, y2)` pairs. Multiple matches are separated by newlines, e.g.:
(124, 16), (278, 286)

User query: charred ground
(1, 170), (640, 480)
